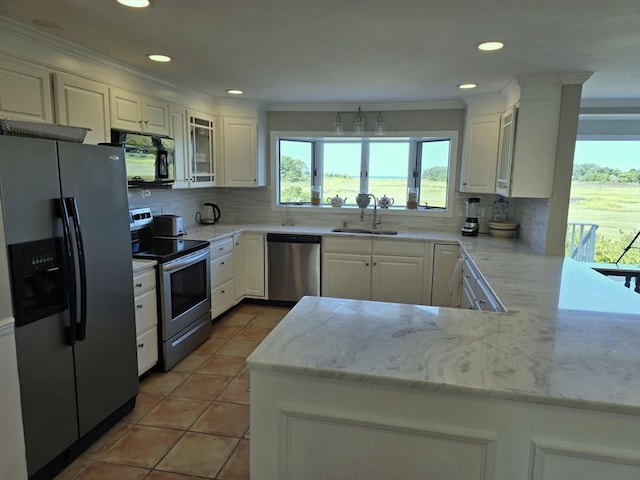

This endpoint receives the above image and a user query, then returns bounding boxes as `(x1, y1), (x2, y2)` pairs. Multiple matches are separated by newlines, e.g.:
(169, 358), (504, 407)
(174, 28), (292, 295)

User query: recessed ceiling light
(117, 0), (150, 7)
(458, 83), (477, 89)
(477, 41), (505, 51)
(226, 89), (244, 95)
(148, 54), (171, 63)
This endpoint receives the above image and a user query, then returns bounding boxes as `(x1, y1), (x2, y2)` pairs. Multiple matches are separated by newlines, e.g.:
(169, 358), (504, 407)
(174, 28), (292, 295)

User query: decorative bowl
(487, 221), (519, 238)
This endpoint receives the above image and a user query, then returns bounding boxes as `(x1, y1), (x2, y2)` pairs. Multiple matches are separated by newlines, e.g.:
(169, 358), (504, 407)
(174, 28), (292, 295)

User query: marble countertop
(226, 223), (640, 415)
(248, 296), (640, 415)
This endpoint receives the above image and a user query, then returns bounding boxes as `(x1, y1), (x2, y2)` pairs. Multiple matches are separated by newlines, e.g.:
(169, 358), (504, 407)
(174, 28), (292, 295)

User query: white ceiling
(0, 0), (639, 106)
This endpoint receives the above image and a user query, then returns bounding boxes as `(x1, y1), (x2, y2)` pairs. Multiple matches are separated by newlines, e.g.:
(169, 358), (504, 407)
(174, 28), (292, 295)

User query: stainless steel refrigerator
(0, 135), (138, 479)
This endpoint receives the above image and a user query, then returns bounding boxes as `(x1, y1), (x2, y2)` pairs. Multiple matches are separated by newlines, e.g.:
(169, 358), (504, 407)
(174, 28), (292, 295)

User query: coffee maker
(461, 197), (481, 236)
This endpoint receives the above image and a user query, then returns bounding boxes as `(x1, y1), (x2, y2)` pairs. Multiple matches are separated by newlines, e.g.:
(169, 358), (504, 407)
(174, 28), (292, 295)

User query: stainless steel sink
(331, 227), (398, 235)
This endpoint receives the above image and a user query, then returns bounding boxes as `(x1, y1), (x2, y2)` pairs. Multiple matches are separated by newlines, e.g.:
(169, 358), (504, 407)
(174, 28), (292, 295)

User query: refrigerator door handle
(66, 197), (88, 342)
(56, 198), (77, 346)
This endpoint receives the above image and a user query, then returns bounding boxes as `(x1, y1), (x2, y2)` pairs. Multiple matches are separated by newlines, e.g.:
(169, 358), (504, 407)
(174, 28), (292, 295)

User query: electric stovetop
(132, 237), (209, 263)
(130, 207), (209, 263)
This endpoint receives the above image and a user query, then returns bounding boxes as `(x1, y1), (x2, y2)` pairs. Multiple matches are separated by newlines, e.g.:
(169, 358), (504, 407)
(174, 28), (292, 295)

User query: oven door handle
(161, 249), (210, 272)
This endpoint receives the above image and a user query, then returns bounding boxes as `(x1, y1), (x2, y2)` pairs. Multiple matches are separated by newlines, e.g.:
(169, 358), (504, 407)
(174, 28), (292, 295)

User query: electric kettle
(195, 202), (221, 225)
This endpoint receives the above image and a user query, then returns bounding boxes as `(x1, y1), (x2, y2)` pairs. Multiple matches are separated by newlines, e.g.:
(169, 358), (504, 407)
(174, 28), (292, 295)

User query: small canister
(493, 197), (509, 221)
(407, 188), (418, 209)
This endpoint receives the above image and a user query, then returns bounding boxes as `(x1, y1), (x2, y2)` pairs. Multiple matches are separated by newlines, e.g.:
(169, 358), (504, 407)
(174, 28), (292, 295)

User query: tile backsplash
(128, 185), (512, 236)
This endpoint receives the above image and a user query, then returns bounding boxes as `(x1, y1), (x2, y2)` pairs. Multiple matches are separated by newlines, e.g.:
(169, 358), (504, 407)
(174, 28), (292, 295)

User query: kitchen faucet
(359, 193), (381, 229)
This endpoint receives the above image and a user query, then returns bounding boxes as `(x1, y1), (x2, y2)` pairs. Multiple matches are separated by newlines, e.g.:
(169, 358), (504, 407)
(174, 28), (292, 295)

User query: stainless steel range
(130, 208), (211, 371)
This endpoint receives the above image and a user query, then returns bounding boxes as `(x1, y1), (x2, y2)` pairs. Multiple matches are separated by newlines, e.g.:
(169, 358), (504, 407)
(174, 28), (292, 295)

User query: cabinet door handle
(221, 290), (225, 294)
(138, 343), (144, 348)
(220, 261), (225, 265)
(135, 282), (143, 288)
(479, 299), (486, 304)
(365, 262), (370, 266)
(373, 262), (377, 266)
(136, 304), (144, 309)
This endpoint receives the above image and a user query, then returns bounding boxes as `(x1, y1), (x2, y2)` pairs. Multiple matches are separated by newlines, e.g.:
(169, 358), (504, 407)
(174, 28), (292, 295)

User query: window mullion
(314, 141), (323, 188)
(361, 139), (369, 193)
(410, 140), (420, 188)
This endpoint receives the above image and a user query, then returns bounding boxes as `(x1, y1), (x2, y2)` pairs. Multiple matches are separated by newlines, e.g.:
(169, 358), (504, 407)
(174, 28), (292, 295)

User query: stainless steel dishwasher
(267, 233), (321, 302)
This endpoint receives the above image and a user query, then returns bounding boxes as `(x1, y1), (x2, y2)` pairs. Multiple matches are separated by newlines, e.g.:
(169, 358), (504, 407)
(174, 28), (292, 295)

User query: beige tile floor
(55, 303), (290, 480)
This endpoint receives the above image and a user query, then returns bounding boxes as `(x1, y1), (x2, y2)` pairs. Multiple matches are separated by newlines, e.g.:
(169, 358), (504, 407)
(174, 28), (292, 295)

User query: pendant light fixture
(374, 112), (385, 136)
(332, 113), (344, 136)
(331, 108), (388, 135)
(352, 107), (365, 135)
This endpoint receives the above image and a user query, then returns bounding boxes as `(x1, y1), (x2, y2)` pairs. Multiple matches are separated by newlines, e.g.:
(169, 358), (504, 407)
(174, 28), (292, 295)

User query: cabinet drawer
(134, 289), (158, 333)
(133, 268), (156, 295)
(373, 239), (426, 256)
(323, 237), (372, 253)
(137, 327), (158, 376)
(211, 279), (235, 319)
(475, 279), (505, 312)
(211, 252), (234, 285)
(210, 236), (234, 260)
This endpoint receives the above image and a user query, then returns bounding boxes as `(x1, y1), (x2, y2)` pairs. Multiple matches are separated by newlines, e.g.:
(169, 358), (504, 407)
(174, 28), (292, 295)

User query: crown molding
(265, 100), (464, 112)
(0, 15), (215, 105)
(560, 72), (594, 85)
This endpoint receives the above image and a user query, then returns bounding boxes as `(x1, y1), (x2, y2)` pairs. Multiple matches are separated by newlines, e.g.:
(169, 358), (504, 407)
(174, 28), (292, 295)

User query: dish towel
(448, 258), (464, 307)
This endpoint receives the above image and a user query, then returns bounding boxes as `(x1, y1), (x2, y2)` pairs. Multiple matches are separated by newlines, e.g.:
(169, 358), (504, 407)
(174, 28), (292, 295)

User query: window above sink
(272, 131), (459, 217)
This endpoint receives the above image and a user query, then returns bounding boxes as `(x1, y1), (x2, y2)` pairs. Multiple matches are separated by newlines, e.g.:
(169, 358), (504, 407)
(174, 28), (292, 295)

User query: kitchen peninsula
(243, 231), (640, 480)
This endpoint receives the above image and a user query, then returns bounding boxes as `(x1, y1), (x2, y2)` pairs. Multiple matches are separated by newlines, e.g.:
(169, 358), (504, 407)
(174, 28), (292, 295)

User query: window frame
(272, 130), (458, 217)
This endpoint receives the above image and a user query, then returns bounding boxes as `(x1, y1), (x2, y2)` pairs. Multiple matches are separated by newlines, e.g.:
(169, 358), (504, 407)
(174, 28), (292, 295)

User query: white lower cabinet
(243, 234), (266, 298)
(132, 263), (158, 376)
(233, 233), (246, 302)
(322, 252), (371, 300)
(431, 243), (461, 307)
(322, 237), (425, 305)
(210, 236), (235, 319)
(462, 252), (505, 312)
(250, 369), (640, 480)
(430, 243), (461, 307)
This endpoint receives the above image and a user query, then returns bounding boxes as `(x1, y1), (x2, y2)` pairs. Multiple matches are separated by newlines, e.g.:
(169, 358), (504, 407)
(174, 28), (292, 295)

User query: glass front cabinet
(495, 106), (516, 196)
(189, 114), (216, 187)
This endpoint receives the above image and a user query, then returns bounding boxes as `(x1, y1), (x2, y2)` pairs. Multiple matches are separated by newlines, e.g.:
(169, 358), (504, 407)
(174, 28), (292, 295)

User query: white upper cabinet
(169, 104), (190, 189)
(168, 108), (217, 189)
(495, 80), (562, 198)
(0, 57), (53, 123)
(53, 73), (111, 144)
(187, 111), (216, 187)
(217, 116), (265, 187)
(109, 86), (169, 135)
(460, 112), (501, 194)
(495, 107), (516, 194)
(462, 78), (565, 198)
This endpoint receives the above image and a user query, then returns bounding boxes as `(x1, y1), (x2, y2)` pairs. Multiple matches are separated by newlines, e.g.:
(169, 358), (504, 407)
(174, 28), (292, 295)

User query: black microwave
(110, 130), (175, 186)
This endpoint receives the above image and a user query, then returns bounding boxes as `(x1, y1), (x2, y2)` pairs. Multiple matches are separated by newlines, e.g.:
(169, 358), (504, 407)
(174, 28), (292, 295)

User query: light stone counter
(183, 223), (640, 413)
(248, 296), (640, 415)
(132, 258), (157, 273)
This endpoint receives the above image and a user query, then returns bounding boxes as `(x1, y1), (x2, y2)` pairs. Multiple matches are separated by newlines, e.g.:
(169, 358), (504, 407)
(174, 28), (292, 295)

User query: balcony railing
(566, 222), (599, 262)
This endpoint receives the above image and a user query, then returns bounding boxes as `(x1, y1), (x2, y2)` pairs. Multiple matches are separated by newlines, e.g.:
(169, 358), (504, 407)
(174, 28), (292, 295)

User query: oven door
(159, 247), (211, 341)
